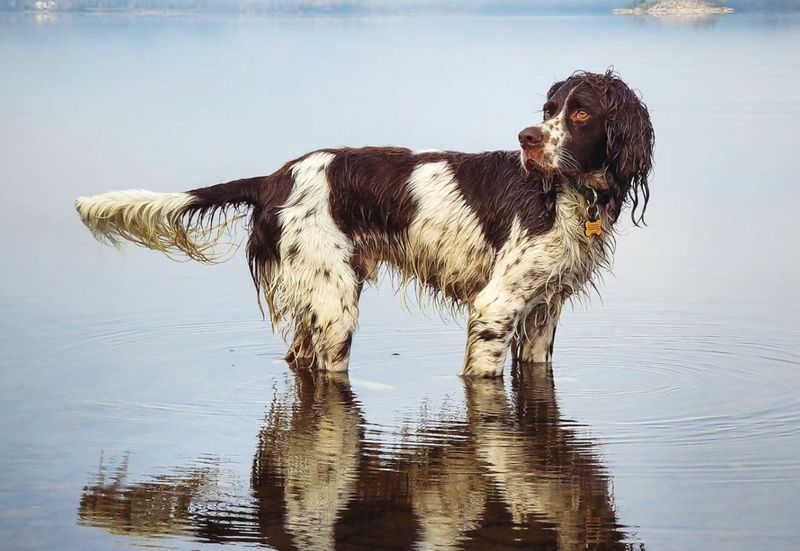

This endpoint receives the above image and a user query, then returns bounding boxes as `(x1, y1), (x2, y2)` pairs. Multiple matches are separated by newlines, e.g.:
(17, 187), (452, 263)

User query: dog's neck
(559, 169), (627, 225)
(565, 172), (611, 204)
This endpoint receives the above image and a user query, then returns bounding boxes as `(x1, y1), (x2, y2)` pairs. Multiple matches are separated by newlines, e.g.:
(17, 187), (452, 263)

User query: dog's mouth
(521, 147), (582, 179)
(521, 146), (557, 174)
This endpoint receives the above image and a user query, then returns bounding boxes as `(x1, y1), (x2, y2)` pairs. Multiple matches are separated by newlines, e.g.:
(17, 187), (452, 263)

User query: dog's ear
(603, 73), (654, 225)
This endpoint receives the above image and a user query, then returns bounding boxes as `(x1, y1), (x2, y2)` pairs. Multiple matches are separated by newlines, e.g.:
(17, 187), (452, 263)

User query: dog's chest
(527, 188), (610, 295)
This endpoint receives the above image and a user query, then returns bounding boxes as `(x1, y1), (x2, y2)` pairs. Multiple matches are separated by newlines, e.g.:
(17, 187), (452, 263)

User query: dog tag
(585, 219), (602, 237)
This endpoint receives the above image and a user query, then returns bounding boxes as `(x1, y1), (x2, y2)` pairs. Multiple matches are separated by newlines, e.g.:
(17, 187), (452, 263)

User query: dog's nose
(519, 126), (544, 149)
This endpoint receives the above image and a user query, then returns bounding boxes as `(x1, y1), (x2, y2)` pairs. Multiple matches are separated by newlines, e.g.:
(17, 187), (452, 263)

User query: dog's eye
(543, 109), (551, 120)
(572, 109), (591, 122)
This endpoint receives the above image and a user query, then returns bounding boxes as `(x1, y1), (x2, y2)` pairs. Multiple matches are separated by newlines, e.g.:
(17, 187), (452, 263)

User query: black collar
(566, 177), (611, 207)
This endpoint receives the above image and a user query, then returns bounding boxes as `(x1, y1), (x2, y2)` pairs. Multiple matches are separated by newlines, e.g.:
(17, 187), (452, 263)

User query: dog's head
(519, 70), (654, 223)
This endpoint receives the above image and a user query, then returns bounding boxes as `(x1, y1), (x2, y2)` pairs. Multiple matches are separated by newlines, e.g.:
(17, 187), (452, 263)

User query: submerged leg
(512, 301), (562, 364)
(286, 280), (365, 370)
(303, 270), (362, 372)
(273, 151), (364, 373)
(460, 222), (565, 377)
(285, 325), (314, 369)
(461, 284), (529, 378)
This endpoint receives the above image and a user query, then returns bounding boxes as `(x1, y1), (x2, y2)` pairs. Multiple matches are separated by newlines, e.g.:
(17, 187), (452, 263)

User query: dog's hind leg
(306, 272), (361, 372)
(275, 271), (361, 374)
(285, 324), (314, 369)
(275, 151), (362, 373)
(281, 265), (361, 372)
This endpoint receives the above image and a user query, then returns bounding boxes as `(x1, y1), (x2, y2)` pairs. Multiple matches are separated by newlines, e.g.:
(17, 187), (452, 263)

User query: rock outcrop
(614, 0), (734, 16)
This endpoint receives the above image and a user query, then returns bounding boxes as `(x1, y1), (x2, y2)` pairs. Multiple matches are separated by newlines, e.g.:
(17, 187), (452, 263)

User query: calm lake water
(1, 11), (799, 551)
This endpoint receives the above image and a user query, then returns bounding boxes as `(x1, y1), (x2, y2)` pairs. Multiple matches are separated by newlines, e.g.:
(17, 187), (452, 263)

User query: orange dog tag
(585, 219), (602, 237)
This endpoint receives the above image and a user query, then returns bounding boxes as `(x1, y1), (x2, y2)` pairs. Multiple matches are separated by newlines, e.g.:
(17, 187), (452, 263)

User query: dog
(76, 70), (653, 378)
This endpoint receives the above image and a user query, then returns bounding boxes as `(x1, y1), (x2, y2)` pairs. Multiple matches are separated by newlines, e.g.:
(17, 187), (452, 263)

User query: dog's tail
(75, 177), (262, 263)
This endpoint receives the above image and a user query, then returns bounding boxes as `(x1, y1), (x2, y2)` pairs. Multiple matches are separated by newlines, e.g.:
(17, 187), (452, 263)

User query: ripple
(60, 317), (270, 351)
(546, 323), (800, 490)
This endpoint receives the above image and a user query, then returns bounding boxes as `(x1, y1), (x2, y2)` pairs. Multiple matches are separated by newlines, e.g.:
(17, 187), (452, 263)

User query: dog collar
(566, 177), (609, 238)
(566, 177), (611, 207)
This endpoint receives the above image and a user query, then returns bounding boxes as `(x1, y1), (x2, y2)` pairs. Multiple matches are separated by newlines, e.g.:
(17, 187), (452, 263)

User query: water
(1, 11), (799, 551)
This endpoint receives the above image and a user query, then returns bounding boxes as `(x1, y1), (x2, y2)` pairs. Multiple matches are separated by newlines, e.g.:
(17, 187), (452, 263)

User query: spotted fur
(75, 71), (653, 377)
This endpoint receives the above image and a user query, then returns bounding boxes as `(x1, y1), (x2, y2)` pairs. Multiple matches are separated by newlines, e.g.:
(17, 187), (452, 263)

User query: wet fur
(75, 70), (653, 377)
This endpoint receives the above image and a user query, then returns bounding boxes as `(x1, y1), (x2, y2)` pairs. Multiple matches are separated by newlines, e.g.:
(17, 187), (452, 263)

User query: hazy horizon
(1, 0), (798, 14)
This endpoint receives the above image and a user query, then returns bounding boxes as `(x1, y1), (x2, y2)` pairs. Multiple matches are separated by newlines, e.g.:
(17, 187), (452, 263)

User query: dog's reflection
(252, 371), (362, 550)
(79, 366), (634, 550)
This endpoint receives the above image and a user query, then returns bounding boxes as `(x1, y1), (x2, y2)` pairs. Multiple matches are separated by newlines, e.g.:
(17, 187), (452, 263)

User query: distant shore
(614, 0), (734, 16)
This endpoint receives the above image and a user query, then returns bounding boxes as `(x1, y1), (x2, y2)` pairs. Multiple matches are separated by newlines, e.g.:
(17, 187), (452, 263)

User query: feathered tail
(75, 178), (261, 262)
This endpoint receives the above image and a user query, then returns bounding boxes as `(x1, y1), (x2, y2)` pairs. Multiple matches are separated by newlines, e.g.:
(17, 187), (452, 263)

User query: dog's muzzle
(518, 126), (551, 170)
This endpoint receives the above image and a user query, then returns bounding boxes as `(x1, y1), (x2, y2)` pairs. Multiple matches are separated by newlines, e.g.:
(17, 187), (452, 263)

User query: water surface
(1, 12), (799, 551)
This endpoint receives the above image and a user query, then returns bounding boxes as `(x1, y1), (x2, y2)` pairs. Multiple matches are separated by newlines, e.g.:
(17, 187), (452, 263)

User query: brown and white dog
(76, 70), (653, 377)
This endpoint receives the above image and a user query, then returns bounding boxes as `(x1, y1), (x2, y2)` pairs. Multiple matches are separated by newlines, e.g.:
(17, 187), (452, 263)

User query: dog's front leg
(512, 301), (563, 365)
(460, 283), (529, 378)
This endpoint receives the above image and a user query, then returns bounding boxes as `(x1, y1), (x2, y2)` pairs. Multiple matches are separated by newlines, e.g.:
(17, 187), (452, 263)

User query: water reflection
(79, 365), (637, 549)
(78, 454), (223, 539)
(633, 15), (725, 28)
(618, 11), (732, 28)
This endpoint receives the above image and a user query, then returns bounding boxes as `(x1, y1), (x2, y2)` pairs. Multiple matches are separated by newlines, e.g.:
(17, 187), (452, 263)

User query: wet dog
(76, 70), (653, 377)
